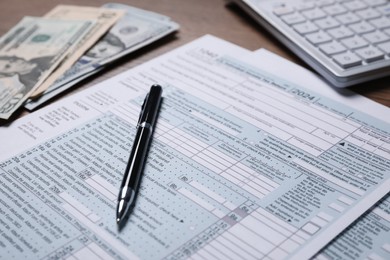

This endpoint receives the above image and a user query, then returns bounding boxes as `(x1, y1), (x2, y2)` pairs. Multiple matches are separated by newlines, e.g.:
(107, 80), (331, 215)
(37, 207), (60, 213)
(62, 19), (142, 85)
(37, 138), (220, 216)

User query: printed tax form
(0, 35), (389, 260)
(254, 49), (390, 260)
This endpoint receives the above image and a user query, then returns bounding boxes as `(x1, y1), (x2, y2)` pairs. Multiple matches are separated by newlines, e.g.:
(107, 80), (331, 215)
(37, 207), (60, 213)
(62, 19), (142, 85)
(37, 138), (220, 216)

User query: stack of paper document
(0, 35), (389, 260)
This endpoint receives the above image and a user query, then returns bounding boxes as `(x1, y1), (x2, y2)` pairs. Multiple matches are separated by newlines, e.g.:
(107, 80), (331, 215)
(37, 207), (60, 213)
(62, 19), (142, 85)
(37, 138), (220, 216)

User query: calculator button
(349, 21), (376, 34)
(355, 46), (385, 62)
(323, 4), (348, 16)
(355, 9), (381, 20)
(281, 13), (306, 25)
(362, 31), (390, 44)
(315, 17), (340, 29)
(302, 8), (327, 20)
(335, 13), (360, 25)
(376, 4), (390, 16)
(293, 22), (319, 35)
(306, 31), (333, 45)
(369, 17), (390, 29)
(362, 0), (388, 7)
(295, 3), (315, 11)
(343, 1), (367, 11)
(273, 6), (295, 16)
(328, 26), (354, 39)
(341, 36), (369, 49)
(317, 0), (335, 7)
(333, 52), (362, 68)
(384, 28), (390, 36)
(319, 41), (347, 55)
(377, 41), (390, 53)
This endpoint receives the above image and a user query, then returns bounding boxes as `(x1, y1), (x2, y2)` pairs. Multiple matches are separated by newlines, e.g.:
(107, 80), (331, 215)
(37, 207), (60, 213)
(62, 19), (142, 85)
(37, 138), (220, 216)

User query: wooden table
(0, 0), (389, 121)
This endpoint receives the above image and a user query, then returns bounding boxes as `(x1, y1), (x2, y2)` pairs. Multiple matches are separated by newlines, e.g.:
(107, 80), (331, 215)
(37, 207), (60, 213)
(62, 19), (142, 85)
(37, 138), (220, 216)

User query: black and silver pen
(116, 84), (163, 225)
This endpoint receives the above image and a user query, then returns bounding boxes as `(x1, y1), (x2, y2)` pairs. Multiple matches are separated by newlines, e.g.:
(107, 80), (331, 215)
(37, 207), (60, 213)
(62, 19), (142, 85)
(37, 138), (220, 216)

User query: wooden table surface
(0, 0), (389, 121)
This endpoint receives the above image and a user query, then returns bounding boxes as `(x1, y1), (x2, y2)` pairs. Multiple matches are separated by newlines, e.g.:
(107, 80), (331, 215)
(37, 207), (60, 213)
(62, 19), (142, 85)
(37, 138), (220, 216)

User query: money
(24, 69), (101, 110)
(25, 3), (179, 111)
(30, 5), (124, 98)
(0, 16), (94, 119)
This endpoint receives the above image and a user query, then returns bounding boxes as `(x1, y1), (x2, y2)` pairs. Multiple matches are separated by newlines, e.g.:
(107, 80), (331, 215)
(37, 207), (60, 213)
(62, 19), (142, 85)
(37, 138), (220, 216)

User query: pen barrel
(139, 85), (163, 125)
(117, 84), (162, 215)
(119, 125), (153, 200)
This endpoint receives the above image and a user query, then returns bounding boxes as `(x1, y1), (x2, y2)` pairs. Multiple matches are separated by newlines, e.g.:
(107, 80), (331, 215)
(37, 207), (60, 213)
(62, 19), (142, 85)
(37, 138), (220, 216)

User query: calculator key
(377, 4), (390, 16)
(362, 31), (390, 44)
(355, 9), (381, 20)
(273, 6), (295, 16)
(323, 4), (348, 16)
(335, 12), (360, 25)
(293, 22), (319, 34)
(362, 0), (388, 7)
(302, 8), (327, 20)
(341, 36), (369, 49)
(328, 26), (354, 39)
(306, 31), (333, 45)
(369, 16), (390, 29)
(317, 0), (335, 7)
(355, 46), (385, 62)
(281, 13), (306, 25)
(349, 21), (375, 34)
(343, 1), (367, 11)
(333, 52), (362, 68)
(319, 41), (347, 55)
(377, 41), (390, 53)
(295, 3), (315, 11)
(315, 17), (340, 29)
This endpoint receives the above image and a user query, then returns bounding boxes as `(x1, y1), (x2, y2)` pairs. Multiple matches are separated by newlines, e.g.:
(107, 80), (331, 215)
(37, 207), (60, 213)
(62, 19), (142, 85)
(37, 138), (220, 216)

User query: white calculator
(229, 0), (390, 87)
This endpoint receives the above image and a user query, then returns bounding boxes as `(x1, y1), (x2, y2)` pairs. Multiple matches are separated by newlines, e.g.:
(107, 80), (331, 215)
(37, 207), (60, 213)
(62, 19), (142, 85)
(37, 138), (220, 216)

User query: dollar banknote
(24, 69), (101, 110)
(30, 5), (124, 98)
(0, 16), (94, 119)
(25, 3), (179, 111)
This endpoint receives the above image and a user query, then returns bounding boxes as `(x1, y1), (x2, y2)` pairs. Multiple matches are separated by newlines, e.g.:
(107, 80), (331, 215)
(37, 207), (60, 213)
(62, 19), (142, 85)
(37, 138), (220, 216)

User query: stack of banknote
(0, 3), (179, 119)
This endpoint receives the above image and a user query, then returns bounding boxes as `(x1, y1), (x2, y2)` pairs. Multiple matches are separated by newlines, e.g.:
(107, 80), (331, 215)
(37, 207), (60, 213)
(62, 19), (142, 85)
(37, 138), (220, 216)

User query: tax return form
(0, 35), (389, 260)
(254, 49), (390, 260)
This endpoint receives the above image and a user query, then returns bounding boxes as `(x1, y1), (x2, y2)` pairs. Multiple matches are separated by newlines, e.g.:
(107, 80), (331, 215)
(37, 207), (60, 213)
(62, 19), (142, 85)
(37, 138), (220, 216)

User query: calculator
(228, 0), (390, 87)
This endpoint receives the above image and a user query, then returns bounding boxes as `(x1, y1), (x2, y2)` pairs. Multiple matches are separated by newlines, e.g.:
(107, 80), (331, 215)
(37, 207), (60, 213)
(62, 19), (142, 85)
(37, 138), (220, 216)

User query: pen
(116, 84), (163, 225)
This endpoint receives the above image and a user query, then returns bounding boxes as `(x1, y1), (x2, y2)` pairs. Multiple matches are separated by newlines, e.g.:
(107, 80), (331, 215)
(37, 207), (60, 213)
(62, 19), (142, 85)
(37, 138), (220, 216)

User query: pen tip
(116, 217), (122, 224)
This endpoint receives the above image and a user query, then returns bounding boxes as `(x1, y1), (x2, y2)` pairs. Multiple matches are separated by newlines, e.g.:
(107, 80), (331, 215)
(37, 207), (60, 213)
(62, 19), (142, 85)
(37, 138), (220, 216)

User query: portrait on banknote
(0, 55), (53, 91)
(84, 33), (126, 60)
